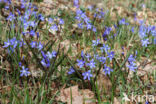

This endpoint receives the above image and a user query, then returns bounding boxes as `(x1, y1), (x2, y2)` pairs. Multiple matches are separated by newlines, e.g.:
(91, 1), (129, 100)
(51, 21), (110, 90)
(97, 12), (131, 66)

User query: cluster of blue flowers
(1, 0), (155, 79)
(103, 26), (112, 41)
(126, 54), (137, 72)
(138, 21), (156, 46)
(74, 0), (96, 32)
(1, 0), (59, 77)
(73, 0), (79, 8)
(93, 8), (105, 19)
(3, 37), (25, 53)
(119, 18), (129, 25)
(48, 17), (64, 32)
(68, 39), (115, 80)
(40, 50), (57, 68)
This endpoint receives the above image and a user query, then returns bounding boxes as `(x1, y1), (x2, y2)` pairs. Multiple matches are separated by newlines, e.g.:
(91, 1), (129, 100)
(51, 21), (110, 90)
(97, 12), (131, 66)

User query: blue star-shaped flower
(103, 64), (113, 75)
(37, 42), (43, 51)
(86, 23), (92, 30)
(141, 38), (150, 47)
(30, 41), (37, 48)
(92, 39), (100, 47)
(68, 67), (75, 75)
(86, 59), (96, 69)
(50, 24), (58, 31)
(77, 59), (85, 68)
(100, 44), (110, 53)
(82, 70), (93, 80)
(3, 39), (10, 48)
(126, 62), (137, 72)
(46, 51), (57, 59)
(20, 66), (30, 77)
(107, 51), (114, 61)
(41, 58), (50, 67)
(128, 54), (135, 62)
(29, 30), (36, 36)
(59, 19), (64, 25)
(97, 56), (106, 64)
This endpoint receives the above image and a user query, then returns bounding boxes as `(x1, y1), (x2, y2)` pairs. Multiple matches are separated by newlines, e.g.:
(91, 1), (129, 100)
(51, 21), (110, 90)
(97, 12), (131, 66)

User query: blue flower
(151, 29), (156, 37)
(86, 23), (92, 30)
(97, 15), (102, 19)
(46, 51), (53, 59)
(85, 54), (91, 61)
(30, 41), (37, 48)
(24, 11), (30, 20)
(75, 16), (81, 21)
(37, 42), (43, 50)
(141, 38), (150, 47)
(139, 31), (147, 39)
(29, 21), (36, 27)
(93, 13), (97, 18)
(6, 12), (15, 21)
(93, 55), (99, 61)
(37, 32), (40, 38)
(92, 26), (97, 32)
(48, 18), (54, 24)
(100, 11), (105, 17)
(97, 56), (106, 64)
(126, 62), (137, 72)
(38, 14), (44, 21)
(103, 27), (112, 37)
(68, 67), (75, 74)
(46, 51), (57, 59)
(82, 70), (93, 80)
(29, 30), (36, 36)
(59, 19), (64, 25)
(77, 59), (85, 68)
(23, 20), (29, 30)
(50, 24), (58, 31)
(128, 54), (135, 62)
(100, 44), (110, 53)
(81, 51), (84, 58)
(87, 5), (93, 11)
(3, 39), (10, 48)
(76, 9), (83, 16)
(78, 23), (84, 29)
(86, 59), (96, 69)
(92, 39), (100, 47)
(154, 38), (156, 44)
(3, 38), (19, 49)
(131, 27), (135, 33)
(19, 39), (26, 47)
(19, 62), (22, 67)
(20, 66), (30, 77)
(41, 58), (50, 67)
(119, 18), (126, 25)
(139, 25), (147, 38)
(10, 38), (18, 48)
(7, 47), (14, 53)
(84, 17), (90, 24)
(5, 6), (9, 10)
(103, 64), (113, 75)
(52, 51), (57, 57)
(73, 0), (79, 8)
(107, 51), (114, 61)
(81, 13), (87, 19)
